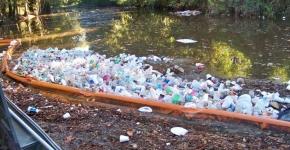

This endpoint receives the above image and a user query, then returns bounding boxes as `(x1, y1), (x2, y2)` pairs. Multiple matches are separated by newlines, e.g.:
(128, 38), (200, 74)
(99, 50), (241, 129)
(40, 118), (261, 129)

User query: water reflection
(208, 41), (251, 77)
(0, 9), (290, 81)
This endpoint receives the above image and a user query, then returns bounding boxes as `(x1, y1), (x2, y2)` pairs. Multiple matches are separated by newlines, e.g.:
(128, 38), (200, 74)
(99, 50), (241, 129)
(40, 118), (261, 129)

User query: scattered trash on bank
(65, 135), (75, 143)
(120, 135), (130, 142)
(27, 106), (40, 113)
(170, 127), (188, 136)
(39, 105), (53, 109)
(195, 63), (205, 70)
(138, 106), (153, 113)
(127, 129), (135, 136)
(132, 143), (138, 148)
(63, 112), (71, 119)
(176, 39), (197, 44)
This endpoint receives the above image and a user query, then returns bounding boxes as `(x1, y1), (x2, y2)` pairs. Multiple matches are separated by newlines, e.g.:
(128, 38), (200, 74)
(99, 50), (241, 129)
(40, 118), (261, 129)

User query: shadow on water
(1, 8), (290, 81)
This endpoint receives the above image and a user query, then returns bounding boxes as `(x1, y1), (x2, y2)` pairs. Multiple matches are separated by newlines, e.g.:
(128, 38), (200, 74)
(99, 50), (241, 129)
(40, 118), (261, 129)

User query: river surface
(1, 8), (290, 81)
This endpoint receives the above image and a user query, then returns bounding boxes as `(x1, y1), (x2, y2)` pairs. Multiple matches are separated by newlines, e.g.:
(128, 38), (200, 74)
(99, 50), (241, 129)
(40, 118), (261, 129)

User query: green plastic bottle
(114, 58), (120, 64)
(166, 87), (173, 95)
(172, 94), (180, 104)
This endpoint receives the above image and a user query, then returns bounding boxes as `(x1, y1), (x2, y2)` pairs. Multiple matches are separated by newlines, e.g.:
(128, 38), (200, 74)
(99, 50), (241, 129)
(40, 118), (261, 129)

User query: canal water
(1, 8), (290, 81)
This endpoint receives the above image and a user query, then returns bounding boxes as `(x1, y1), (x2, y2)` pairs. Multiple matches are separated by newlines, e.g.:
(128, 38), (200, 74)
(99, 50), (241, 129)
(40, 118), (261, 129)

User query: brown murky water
(1, 8), (290, 81)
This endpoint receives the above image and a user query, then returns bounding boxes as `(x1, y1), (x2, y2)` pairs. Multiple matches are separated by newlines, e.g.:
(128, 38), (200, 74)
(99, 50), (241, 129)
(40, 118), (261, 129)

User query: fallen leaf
(240, 144), (246, 148)
(202, 139), (207, 144)
(277, 138), (285, 143)
(237, 143), (246, 148)
(132, 143), (138, 148)
(65, 135), (75, 143)
(152, 130), (158, 134)
(127, 129), (135, 136)
(196, 144), (205, 149)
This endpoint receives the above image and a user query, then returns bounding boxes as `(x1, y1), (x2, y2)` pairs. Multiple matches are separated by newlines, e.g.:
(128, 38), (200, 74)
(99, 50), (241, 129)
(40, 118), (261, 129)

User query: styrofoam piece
(287, 85), (290, 91)
(176, 39), (197, 43)
(285, 98), (290, 103)
(63, 113), (71, 119)
(195, 63), (204, 66)
(170, 127), (188, 136)
(222, 96), (234, 109)
(272, 92), (284, 103)
(120, 135), (129, 142)
(206, 74), (212, 79)
(138, 106), (153, 113)
(184, 102), (197, 108)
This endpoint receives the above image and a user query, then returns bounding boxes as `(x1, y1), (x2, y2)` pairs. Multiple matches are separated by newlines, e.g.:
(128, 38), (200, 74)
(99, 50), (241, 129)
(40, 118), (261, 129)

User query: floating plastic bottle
(174, 65), (184, 73)
(249, 90), (255, 98)
(172, 94), (180, 104)
(185, 94), (193, 102)
(218, 83), (224, 95)
(166, 87), (173, 95)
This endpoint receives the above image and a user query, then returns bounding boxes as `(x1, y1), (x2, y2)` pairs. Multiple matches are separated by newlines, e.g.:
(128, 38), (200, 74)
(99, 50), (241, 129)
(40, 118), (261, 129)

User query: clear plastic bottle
(218, 83), (224, 95)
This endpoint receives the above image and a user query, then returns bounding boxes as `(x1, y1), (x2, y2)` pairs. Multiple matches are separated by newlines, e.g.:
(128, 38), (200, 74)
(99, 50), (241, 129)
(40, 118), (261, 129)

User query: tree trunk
(28, 0), (35, 13)
(41, 0), (51, 14)
(0, 1), (11, 24)
(201, 0), (207, 10)
(35, 0), (40, 15)
(8, 0), (13, 17)
(24, 1), (31, 16)
(13, 0), (18, 19)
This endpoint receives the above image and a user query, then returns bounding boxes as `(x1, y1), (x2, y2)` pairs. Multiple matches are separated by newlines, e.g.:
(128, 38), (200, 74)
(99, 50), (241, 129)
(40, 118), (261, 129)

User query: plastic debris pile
(7, 46), (290, 120)
(170, 10), (202, 16)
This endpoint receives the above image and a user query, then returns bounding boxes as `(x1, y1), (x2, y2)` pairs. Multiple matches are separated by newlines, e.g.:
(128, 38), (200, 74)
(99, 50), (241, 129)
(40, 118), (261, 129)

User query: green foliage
(270, 67), (289, 82)
(226, 0), (290, 18)
(1, 0), (289, 22)
(207, 0), (228, 14)
(104, 12), (181, 54)
(209, 41), (251, 77)
(110, 0), (136, 6)
(109, 0), (290, 19)
(80, 0), (117, 6)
